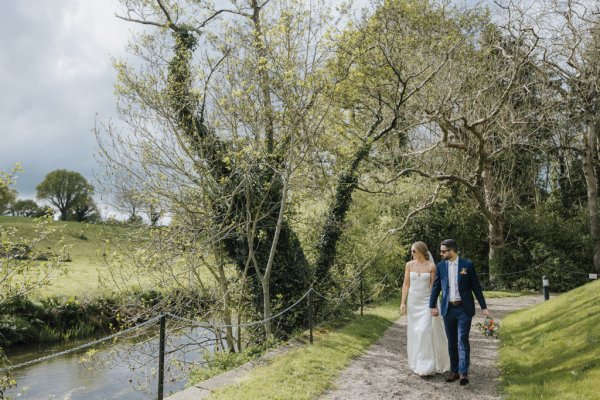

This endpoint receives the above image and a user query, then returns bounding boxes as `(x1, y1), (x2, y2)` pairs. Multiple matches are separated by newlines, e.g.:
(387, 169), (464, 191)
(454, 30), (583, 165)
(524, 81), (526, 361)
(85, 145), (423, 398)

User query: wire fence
(477, 264), (597, 291)
(0, 274), (392, 400)
(1, 263), (595, 399)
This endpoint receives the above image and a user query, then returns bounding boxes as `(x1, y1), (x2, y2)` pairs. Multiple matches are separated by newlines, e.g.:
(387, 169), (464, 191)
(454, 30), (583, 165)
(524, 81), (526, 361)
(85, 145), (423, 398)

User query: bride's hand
(400, 304), (406, 314)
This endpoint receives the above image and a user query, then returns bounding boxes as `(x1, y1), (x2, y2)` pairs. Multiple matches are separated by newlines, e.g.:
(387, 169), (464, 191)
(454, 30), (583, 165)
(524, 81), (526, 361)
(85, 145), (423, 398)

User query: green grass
(0, 216), (135, 298)
(500, 279), (600, 399)
(484, 290), (532, 298)
(1, 216), (220, 299)
(205, 298), (399, 400)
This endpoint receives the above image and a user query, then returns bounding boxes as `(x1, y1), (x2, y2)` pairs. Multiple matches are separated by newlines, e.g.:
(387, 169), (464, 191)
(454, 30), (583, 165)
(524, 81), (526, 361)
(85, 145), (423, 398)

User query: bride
(400, 241), (450, 375)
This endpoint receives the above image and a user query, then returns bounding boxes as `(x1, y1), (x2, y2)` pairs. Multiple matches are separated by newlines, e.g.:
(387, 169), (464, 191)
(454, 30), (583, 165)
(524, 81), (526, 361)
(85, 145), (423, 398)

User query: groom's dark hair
(441, 239), (458, 251)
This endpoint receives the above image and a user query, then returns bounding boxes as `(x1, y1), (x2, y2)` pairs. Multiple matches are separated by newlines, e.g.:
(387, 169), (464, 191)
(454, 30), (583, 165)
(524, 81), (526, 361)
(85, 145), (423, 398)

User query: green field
(0, 216), (135, 298)
(1, 216), (224, 300)
(500, 279), (600, 399)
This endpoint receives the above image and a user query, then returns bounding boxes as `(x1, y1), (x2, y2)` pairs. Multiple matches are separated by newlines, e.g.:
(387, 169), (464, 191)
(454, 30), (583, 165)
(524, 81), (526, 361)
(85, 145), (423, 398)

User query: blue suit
(429, 257), (487, 376)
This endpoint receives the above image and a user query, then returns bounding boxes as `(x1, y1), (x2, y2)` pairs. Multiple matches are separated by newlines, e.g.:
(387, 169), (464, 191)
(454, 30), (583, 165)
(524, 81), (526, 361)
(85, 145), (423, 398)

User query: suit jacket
(429, 257), (487, 317)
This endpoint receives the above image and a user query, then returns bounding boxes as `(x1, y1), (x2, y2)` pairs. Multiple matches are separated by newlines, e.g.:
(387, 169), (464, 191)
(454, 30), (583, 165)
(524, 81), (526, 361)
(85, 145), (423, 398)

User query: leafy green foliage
(9, 199), (44, 218)
(402, 184), (489, 274)
(0, 347), (16, 397)
(0, 187), (16, 216)
(333, 189), (405, 296)
(36, 169), (94, 221)
(498, 197), (593, 292)
(188, 338), (280, 384)
(0, 295), (117, 347)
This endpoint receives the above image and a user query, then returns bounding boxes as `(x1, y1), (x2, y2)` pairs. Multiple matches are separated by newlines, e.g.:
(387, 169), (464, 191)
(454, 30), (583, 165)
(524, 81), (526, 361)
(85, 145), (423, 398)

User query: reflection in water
(4, 324), (216, 399)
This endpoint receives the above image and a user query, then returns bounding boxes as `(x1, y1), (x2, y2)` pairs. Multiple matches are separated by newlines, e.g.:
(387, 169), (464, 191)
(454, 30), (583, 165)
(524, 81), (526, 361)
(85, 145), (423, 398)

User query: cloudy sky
(1, 0), (497, 217)
(0, 0), (137, 215)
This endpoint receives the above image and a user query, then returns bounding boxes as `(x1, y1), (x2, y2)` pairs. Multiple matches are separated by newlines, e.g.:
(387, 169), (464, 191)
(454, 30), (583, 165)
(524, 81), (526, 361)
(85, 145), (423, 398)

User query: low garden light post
(542, 276), (549, 301)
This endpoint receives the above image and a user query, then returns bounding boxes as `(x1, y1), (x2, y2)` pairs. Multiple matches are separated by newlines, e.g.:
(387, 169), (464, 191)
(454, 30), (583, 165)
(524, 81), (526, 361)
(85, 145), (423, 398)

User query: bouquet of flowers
(476, 316), (499, 338)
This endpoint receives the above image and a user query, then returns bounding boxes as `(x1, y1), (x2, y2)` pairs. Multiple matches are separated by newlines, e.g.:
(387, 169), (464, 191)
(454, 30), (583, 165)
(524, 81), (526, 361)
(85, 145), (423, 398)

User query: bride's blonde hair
(412, 241), (430, 260)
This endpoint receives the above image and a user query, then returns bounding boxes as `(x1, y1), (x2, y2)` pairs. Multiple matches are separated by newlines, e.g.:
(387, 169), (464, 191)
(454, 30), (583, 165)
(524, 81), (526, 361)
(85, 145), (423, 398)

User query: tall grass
(38, 321), (98, 343)
(500, 279), (600, 399)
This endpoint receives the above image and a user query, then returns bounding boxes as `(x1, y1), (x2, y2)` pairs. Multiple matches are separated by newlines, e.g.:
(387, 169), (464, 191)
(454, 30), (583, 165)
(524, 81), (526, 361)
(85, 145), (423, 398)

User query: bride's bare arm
(429, 264), (436, 288)
(400, 262), (411, 314)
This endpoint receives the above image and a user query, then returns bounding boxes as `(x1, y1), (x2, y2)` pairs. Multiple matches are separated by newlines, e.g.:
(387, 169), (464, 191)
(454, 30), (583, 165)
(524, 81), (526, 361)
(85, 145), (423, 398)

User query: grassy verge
(500, 279), (600, 399)
(483, 290), (532, 298)
(205, 297), (399, 400)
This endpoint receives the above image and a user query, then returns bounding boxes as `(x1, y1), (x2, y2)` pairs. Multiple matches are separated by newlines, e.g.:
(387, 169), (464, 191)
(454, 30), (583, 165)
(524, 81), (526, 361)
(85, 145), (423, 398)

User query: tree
(97, 0), (329, 343)
(0, 185), (16, 216)
(70, 194), (100, 222)
(10, 199), (43, 218)
(519, 0), (600, 273)
(376, 11), (542, 283)
(114, 186), (161, 225)
(147, 203), (161, 227)
(311, 0), (479, 288)
(114, 187), (143, 222)
(36, 169), (94, 221)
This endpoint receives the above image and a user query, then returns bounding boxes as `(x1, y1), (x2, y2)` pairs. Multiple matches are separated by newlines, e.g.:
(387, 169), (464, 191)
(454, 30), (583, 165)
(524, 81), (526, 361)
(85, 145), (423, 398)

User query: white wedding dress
(406, 271), (450, 375)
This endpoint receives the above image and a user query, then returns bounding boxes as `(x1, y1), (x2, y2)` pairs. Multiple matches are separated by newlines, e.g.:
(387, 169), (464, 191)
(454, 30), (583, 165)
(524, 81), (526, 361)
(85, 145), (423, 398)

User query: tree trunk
(481, 157), (506, 284)
(314, 142), (371, 284)
(487, 217), (505, 284)
(217, 260), (236, 352)
(167, 28), (311, 338)
(582, 117), (600, 273)
(261, 282), (272, 338)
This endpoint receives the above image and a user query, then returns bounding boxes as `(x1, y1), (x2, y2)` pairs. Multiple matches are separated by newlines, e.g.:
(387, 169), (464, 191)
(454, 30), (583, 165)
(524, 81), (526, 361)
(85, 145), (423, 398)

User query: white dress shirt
(448, 257), (461, 302)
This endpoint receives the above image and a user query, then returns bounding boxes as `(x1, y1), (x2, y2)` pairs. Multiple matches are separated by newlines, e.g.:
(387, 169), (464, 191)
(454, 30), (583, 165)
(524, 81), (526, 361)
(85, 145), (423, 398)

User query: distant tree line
(0, 169), (98, 222)
(0, 168), (163, 226)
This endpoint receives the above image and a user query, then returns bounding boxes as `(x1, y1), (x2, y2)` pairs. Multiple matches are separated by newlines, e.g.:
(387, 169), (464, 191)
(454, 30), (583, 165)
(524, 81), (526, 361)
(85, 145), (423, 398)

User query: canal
(4, 323), (216, 399)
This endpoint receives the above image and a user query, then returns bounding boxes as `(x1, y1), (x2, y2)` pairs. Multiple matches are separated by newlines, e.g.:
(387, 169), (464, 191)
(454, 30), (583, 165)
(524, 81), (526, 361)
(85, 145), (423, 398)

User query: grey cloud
(0, 0), (130, 205)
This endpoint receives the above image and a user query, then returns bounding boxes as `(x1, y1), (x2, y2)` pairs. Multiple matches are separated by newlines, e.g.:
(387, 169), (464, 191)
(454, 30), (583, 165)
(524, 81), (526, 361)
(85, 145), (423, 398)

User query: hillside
(500, 278), (600, 399)
(0, 216), (137, 298)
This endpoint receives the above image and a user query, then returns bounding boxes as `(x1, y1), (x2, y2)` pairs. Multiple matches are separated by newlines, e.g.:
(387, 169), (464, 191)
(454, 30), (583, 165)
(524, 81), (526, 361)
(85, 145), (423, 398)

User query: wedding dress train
(406, 271), (450, 375)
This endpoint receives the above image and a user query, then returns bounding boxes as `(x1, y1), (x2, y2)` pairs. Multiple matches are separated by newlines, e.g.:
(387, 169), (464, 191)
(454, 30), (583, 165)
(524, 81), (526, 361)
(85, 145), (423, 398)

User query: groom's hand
(430, 308), (439, 316)
(482, 308), (490, 317)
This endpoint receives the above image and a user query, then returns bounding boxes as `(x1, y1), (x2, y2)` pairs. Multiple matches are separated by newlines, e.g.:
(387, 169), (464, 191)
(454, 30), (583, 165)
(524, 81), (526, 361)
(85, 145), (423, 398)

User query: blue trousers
(443, 304), (472, 375)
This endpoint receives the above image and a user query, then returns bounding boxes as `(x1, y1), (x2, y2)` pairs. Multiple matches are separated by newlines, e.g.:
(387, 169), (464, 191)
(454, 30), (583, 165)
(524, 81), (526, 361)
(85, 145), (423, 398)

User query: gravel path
(320, 295), (543, 400)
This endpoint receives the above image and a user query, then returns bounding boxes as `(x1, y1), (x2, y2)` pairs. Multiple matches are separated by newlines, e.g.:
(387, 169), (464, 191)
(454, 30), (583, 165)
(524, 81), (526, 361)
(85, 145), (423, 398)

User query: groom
(429, 239), (490, 386)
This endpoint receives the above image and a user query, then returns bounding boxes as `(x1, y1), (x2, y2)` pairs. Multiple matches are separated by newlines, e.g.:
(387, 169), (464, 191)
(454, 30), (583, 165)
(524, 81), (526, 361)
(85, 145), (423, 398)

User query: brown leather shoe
(459, 375), (469, 385)
(445, 372), (460, 382)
